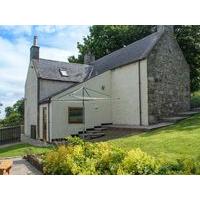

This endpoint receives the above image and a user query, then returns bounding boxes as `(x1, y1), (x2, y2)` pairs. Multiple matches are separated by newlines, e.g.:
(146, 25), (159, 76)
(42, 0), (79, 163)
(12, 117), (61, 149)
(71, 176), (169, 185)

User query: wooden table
(0, 160), (13, 175)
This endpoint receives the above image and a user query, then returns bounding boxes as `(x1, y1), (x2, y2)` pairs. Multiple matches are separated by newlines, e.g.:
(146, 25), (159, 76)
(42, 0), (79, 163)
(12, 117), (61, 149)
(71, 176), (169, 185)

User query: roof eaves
(38, 77), (80, 83)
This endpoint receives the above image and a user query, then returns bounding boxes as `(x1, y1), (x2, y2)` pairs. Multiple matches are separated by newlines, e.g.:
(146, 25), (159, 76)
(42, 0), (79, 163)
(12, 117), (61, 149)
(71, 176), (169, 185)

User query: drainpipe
(48, 103), (50, 142)
(138, 61), (142, 126)
(37, 78), (40, 139)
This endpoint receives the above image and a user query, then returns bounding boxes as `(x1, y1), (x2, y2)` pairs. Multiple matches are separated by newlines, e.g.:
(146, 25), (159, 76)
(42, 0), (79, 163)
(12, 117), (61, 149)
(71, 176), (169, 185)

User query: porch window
(68, 107), (83, 123)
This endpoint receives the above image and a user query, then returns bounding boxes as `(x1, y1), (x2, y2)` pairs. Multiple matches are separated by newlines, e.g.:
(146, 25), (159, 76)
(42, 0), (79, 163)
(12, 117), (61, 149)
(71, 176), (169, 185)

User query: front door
(42, 107), (47, 141)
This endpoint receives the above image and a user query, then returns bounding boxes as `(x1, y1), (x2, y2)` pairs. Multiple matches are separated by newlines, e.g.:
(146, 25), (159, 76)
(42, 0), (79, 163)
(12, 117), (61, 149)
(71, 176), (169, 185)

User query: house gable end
(147, 31), (190, 123)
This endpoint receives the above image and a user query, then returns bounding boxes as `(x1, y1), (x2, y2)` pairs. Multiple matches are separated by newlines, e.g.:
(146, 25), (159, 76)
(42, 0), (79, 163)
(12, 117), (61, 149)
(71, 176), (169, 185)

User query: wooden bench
(0, 160), (13, 175)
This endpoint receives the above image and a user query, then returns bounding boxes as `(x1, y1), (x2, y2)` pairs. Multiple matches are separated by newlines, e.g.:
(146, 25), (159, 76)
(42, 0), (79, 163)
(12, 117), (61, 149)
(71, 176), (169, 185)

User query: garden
(1, 114), (200, 175)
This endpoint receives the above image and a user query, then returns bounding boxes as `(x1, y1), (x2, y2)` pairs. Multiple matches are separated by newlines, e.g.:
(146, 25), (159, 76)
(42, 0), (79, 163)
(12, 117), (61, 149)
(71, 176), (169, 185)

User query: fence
(0, 125), (21, 145)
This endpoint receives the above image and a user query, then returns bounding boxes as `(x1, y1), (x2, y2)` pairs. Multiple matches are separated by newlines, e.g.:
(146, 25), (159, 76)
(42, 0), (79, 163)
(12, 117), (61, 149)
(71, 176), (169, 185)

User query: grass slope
(1, 114), (200, 161)
(0, 143), (51, 158)
(110, 114), (200, 161)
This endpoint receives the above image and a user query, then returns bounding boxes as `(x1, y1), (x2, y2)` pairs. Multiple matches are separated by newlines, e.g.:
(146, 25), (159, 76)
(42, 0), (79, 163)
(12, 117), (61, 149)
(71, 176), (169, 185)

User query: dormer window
(60, 69), (68, 77)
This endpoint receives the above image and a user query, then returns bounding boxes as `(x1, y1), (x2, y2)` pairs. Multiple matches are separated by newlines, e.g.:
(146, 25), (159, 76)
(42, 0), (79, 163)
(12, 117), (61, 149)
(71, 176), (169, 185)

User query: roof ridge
(38, 58), (91, 67)
(91, 31), (161, 65)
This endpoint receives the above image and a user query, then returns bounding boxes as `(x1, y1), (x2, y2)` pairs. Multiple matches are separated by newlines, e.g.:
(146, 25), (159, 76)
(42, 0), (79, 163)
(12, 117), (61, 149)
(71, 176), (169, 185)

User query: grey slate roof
(38, 31), (164, 103)
(90, 31), (163, 76)
(32, 58), (92, 82)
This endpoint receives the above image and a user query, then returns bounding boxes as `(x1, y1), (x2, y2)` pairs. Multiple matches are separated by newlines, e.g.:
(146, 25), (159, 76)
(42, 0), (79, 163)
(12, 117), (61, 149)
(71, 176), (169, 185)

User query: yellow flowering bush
(117, 149), (160, 175)
(43, 137), (199, 175)
(43, 137), (125, 175)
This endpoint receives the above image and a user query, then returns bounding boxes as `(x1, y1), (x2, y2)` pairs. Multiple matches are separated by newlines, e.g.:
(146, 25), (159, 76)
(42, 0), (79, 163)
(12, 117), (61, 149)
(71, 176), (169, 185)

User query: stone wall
(147, 32), (190, 124)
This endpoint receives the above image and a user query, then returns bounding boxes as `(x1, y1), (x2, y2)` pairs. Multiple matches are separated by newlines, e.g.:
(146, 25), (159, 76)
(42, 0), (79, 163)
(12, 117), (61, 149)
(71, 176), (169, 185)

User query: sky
(0, 25), (89, 119)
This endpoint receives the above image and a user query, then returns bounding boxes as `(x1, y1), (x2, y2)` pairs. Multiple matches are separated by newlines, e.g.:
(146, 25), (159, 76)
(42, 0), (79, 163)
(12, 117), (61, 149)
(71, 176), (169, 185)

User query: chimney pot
(33, 35), (38, 46)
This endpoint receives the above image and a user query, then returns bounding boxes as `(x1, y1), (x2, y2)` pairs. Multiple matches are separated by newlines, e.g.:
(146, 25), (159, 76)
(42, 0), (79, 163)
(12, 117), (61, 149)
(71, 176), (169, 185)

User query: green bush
(42, 137), (200, 175)
(66, 136), (85, 146)
(117, 149), (160, 175)
(43, 137), (125, 175)
(191, 91), (200, 108)
(158, 159), (200, 175)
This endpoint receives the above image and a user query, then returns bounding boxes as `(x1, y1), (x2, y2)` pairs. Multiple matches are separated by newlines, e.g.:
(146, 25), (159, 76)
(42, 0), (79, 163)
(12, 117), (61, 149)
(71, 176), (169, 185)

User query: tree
(5, 106), (13, 117)
(0, 98), (24, 127)
(1, 112), (22, 127)
(174, 25), (200, 93)
(68, 25), (154, 63)
(68, 25), (200, 93)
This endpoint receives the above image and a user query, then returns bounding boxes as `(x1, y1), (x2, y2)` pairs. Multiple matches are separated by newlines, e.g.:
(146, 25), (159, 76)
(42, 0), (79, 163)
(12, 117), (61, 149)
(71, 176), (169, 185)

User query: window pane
(68, 107), (83, 123)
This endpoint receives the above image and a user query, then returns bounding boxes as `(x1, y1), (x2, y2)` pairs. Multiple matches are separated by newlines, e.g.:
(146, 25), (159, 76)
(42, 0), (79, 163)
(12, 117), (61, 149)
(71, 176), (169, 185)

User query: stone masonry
(147, 30), (190, 124)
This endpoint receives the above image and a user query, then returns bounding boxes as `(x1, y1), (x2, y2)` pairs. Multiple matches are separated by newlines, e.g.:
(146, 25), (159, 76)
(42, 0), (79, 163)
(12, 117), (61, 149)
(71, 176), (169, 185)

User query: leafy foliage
(42, 137), (199, 175)
(1, 112), (23, 127)
(68, 25), (200, 92)
(43, 136), (125, 175)
(0, 98), (24, 127)
(191, 91), (200, 108)
(117, 148), (159, 175)
(175, 25), (200, 92)
(68, 25), (154, 63)
(158, 158), (200, 175)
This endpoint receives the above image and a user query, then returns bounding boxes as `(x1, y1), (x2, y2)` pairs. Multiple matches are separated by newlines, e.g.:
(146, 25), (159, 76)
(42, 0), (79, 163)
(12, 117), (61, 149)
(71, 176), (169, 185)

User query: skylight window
(60, 69), (68, 77)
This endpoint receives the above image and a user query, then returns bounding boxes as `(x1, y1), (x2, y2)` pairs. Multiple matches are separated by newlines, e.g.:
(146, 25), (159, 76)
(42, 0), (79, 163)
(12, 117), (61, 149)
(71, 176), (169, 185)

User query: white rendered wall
(111, 59), (148, 125)
(50, 71), (112, 139)
(49, 60), (148, 139)
(24, 63), (38, 136)
(111, 62), (140, 125)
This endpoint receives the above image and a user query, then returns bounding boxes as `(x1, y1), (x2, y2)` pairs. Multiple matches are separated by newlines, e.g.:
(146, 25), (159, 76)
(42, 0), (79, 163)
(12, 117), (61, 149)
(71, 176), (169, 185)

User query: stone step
(86, 130), (102, 134)
(161, 116), (188, 123)
(94, 127), (107, 131)
(177, 111), (200, 117)
(79, 133), (105, 140)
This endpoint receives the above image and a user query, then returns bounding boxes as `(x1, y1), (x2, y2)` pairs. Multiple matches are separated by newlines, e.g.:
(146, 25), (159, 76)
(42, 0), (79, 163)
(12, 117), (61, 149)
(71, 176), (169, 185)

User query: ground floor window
(68, 107), (83, 123)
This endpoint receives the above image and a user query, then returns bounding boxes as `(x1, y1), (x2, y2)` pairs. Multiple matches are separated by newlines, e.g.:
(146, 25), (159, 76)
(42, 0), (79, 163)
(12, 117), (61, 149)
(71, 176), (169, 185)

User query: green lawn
(0, 143), (52, 158)
(110, 114), (200, 161)
(1, 114), (200, 161)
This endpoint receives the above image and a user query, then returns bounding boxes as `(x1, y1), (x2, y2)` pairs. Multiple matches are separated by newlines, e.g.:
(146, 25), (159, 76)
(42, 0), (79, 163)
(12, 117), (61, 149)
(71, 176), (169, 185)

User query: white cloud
(40, 46), (76, 62)
(0, 26), (33, 36)
(34, 25), (67, 34)
(36, 25), (89, 50)
(0, 25), (89, 118)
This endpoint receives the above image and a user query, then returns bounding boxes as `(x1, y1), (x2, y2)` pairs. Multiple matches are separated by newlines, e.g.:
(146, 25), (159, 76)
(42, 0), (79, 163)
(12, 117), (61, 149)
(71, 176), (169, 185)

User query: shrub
(42, 137), (200, 175)
(43, 137), (125, 175)
(117, 149), (160, 175)
(158, 158), (200, 175)
(66, 136), (85, 146)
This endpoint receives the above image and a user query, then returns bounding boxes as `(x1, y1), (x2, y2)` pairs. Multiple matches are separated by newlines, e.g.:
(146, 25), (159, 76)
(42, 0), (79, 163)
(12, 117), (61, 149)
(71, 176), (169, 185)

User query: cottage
(24, 25), (190, 142)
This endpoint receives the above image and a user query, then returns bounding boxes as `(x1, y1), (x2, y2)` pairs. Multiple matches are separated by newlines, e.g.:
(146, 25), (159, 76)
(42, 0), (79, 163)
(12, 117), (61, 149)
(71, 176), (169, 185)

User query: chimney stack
(30, 35), (39, 60)
(157, 25), (174, 34)
(84, 52), (95, 64)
